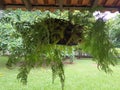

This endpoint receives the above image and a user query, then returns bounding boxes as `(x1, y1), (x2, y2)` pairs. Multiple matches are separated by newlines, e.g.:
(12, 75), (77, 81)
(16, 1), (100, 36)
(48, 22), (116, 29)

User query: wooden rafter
(34, 0), (38, 5)
(0, 0), (120, 12)
(102, 0), (107, 6)
(22, 0), (32, 11)
(11, 0), (16, 4)
(44, 0), (48, 4)
(0, 0), (5, 9)
(67, 0), (71, 5)
(5, 4), (119, 11)
(78, 0), (83, 5)
(55, 0), (58, 4)
(112, 0), (119, 6)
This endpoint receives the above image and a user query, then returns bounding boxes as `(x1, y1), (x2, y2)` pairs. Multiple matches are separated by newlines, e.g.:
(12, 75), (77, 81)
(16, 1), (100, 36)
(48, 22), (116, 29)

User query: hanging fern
(0, 9), (118, 90)
(82, 18), (118, 72)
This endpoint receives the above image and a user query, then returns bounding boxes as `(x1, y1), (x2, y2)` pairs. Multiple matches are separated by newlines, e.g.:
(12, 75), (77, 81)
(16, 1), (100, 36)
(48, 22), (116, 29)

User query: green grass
(0, 57), (120, 90)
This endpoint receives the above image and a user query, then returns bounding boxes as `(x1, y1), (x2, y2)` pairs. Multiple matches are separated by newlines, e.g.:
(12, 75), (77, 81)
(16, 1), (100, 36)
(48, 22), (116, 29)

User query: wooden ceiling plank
(116, 1), (120, 6)
(55, 0), (58, 4)
(11, 0), (16, 4)
(102, 0), (107, 6)
(78, 0), (83, 5)
(31, 0), (39, 5)
(0, 0), (5, 9)
(4, 0), (11, 4)
(105, 0), (114, 6)
(113, 0), (119, 6)
(5, 3), (119, 11)
(34, 0), (38, 4)
(67, 0), (71, 5)
(16, 0), (23, 4)
(63, 0), (67, 5)
(44, 0), (48, 4)
(48, 0), (55, 4)
(37, 0), (44, 4)
(82, 0), (90, 5)
(98, 0), (104, 5)
(22, 0), (32, 10)
(71, 0), (78, 5)
(31, 0), (38, 5)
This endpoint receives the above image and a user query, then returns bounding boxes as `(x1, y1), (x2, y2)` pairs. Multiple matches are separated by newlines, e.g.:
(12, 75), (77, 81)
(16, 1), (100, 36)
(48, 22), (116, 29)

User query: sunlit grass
(0, 56), (120, 90)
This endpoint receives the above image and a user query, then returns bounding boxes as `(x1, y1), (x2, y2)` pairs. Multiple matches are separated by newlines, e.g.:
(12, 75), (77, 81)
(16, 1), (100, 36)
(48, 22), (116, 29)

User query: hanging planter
(44, 18), (83, 45)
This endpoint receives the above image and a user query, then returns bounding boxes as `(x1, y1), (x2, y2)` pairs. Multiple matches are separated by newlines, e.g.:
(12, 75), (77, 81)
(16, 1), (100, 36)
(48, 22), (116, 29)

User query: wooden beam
(78, 0), (83, 5)
(113, 0), (119, 6)
(5, 4), (119, 11)
(34, 0), (38, 4)
(11, 0), (16, 3)
(0, 0), (5, 9)
(67, 0), (71, 5)
(44, 0), (48, 4)
(55, 0), (58, 4)
(31, 0), (39, 5)
(22, 0), (32, 11)
(102, 0), (107, 6)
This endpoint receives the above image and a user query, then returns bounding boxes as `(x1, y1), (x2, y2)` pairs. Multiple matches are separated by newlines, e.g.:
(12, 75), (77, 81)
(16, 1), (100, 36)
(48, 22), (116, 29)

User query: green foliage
(0, 21), (22, 54)
(0, 9), (118, 90)
(107, 15), (120, 47)
(82, 18), (118, 72)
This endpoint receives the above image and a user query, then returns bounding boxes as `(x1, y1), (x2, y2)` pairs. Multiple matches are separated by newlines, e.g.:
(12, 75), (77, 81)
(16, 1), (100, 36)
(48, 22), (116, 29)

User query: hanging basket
(44, 18), (83, 45)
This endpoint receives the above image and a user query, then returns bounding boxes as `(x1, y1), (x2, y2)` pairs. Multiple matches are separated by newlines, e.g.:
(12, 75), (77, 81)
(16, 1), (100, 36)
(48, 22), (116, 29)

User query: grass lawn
(0, 56), (120, 90)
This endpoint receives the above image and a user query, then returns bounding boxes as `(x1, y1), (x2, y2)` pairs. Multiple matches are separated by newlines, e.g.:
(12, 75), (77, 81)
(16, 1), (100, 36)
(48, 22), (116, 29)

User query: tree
(0, 11), (22, 55)
(107, 15), (120, 47)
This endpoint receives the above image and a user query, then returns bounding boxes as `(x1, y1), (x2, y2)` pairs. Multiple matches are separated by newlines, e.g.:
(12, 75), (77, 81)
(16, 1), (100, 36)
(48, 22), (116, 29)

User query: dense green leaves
(107, 15), (120, 48)
(0, 21), (22, 55)
(82, 18), (118, 72)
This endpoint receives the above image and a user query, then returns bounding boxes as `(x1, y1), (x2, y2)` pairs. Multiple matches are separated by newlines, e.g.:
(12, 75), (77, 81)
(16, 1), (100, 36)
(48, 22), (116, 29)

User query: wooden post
(92, 0), (98, 7)
(58, 0), (63, 11)
(22, 0), (32, 11)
